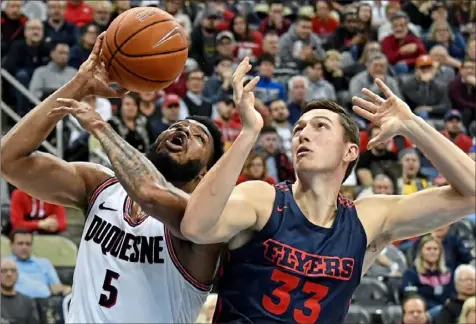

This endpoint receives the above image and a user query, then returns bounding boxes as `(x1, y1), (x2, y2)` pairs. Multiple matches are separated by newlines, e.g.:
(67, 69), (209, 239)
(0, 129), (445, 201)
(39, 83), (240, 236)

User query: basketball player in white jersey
(0, 33), (225, 323)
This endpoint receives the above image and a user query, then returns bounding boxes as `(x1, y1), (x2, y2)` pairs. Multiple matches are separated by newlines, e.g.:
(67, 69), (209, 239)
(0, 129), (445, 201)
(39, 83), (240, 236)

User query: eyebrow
(295, 116), (334, 128)
(187, 120), (212, 141)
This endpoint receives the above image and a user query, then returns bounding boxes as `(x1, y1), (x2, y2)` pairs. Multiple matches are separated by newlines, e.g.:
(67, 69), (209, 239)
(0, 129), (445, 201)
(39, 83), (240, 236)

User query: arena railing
(0, 68), (109, 165)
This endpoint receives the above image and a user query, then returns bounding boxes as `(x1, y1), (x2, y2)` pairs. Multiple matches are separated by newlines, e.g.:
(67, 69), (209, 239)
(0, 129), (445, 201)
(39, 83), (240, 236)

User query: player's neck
(0, 286), (15, 296)
(292, 174), (341, 227)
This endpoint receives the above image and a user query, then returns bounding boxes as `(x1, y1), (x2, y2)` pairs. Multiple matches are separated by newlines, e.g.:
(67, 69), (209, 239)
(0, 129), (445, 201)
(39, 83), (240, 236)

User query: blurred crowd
(1, 0), (475, 324)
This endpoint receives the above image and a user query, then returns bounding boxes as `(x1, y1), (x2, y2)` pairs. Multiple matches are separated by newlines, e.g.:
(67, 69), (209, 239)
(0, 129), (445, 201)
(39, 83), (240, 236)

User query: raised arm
(181, 58), (271, 244)
(352, 80), (475, 243)
(0, 34), (124, 211)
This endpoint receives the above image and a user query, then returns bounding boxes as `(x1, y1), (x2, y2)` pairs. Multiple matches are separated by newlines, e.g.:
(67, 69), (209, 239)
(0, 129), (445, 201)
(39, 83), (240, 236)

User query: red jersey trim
(164, 228), (211, 292)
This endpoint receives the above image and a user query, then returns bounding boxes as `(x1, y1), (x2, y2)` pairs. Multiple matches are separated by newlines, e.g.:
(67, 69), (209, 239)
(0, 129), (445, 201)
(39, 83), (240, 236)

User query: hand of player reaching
(232, 57), (263, 133)
(48, 98), (106, 133)
(352, 78), (415, 149)
(76, 32), (129, 98)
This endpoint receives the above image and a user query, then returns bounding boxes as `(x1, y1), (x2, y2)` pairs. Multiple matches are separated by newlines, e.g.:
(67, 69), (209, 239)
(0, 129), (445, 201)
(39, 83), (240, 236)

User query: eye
(317, 122), (328, 129)
(293, 127), (303, 135)
(195, 134), (205, 144)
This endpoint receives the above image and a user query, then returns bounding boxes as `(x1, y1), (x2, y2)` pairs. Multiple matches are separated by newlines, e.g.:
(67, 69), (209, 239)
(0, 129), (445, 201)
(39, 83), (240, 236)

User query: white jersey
(66, 178), (210, 323)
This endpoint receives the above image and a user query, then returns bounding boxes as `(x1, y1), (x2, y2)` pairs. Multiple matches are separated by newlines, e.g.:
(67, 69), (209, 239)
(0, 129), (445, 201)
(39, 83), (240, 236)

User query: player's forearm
(1, 75), (88, 169)
(401, 116), (475, 196)
(91, 124), (188, 213)
(181, 130), (259, 236)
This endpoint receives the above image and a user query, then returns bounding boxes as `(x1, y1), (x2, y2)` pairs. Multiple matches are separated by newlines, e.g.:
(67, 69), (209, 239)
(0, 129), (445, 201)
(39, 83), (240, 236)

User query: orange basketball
(101, 7), (188, 92)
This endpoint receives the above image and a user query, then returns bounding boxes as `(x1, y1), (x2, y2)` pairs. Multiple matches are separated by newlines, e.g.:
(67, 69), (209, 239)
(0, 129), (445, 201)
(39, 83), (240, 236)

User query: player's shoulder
(232, 180), (276, 205)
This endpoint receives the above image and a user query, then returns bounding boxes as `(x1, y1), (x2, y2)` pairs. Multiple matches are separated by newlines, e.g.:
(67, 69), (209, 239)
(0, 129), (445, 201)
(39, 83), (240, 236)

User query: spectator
(3, 19), (49, 117)
(287, 75), (309, 125)
(189, 8), (219, 76)
(213, 97), (241, 151)
(312, 0), (339, 42)
(29, 42), (77, 100)
(43, 0), (78, 48)
(402, 0), (433, 32)
(466, 35), (476, 61)
(350, 3), (378, 60)
(1, 258), (39, 324)
(343, 41), (384, 78)
(69, 23), (98, 70)
(258, 1), (290, 37)
(304, 58), (336, 102)
(428, 45), (457, 86)
(254, 53), (286, 104)
(237, 152), (276, 185)
(426, 20), (466, 61)
(403, 235), (456, 311)
(89, 0), (113, 33)
(402, 295), (430, 324)
(64, 0), (93, 27)
(458, 296), (476, 324)
(436, 264), (475, 324)
(1, 0), (28, 55)
(381, 11), (427, 74)
(230, 14), (263, 63)
(378, 1), (421, 42)
(357, 172), (395, 198)
(108, 93), (150, 153)
(397, 148), (430, 195)
(400, 54), (451, 120)
(349, 53), (402, 100)
(215, 31), (236, 62)
(163, 0), (192, 36)
(364, 0), (387, 28)
(138, 91), (162, 143)
(153, 94), (181, 137)
(109, 0), (130, 23)
(182, 69), (212, 117)
(325, 9), (358, 53)
(448, 57), (476, 130)
(323, 50), (349, 95)
(256, 126), (294, 183)
(431, 225), (473, 271)
(269, 100), (292, 159)
(10, 189), (67, 234)
(279, 16), (325, 67)
(440, 110), (472, 153)
(9, 229), (71, 298)
(203, 56), (233, 105)
(356, 126), (399, 187)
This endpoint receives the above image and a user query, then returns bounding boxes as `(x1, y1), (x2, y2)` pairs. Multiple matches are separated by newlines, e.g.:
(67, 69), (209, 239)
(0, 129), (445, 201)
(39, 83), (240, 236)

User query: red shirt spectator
(213, 99), (241, 151)
(64, 0), (93, 27)
(230, 15), (263, 63)
(10, 189), (67, 234)
(1, 0), (28, 55)
(258, 2), (291, 36)
(312, 1), (339, 40)
(440, 110), (473, 152)
(360, 130), (412, 153)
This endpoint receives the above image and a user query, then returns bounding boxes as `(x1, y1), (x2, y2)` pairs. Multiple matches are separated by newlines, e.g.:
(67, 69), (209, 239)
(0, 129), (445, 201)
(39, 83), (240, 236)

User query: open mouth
(297, 146), (311, 157)
(165, 131), (187, 152)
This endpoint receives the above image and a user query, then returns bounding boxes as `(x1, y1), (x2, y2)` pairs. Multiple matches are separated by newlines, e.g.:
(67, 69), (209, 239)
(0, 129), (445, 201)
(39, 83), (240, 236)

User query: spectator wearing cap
(213, 97), (241, 151)
(229, 14), (263, 64)
(64, 0), (93, 27)
(349, 53), (401, 101)
(43, 0), (78, 48)
(1, 0), (28, 56)
(182, 69), (212, 117)
(381, 11), (427, 75)
(378, 1), (421, 42)
(155, 94), (181, 136)
(312, 0), (339, 42)
(216, 31), (236, 62)
(428, 45), (457, 87)
(304, 57), (336, 102)
(279, 16), (325, 68)
(425, 19), (466, 61)
(448, 58), (476, 130)
(254, 53), (286, 105)
(259, 1), (291, 36)
(401, 54), (451, 120)
(203, 56), (234, 105)
(440, 110), (472, 153)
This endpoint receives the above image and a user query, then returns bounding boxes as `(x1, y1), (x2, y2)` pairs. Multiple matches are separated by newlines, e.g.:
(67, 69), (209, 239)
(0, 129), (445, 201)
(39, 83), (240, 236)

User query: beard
(145, 149), (204, 184)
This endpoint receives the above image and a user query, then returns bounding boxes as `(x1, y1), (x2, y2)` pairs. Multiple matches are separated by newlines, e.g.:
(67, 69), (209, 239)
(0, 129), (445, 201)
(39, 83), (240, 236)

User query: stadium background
(0, 0), (475, 323)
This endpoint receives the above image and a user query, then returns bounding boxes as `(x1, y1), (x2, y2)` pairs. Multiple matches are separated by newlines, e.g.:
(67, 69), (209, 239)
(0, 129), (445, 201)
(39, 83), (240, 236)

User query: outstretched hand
(77, 32), (129, 98)
(49, 98), (106, 133)
(232, 57), (263, 133)
(352, 78), (414, 149)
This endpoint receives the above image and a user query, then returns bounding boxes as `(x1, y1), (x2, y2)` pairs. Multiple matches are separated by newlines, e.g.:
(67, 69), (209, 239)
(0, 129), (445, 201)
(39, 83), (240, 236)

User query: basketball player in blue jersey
(179, 57), (476, 323)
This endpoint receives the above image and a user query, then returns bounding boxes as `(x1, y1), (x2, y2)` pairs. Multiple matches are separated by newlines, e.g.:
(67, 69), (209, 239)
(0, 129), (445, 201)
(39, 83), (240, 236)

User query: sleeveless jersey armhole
(85, 177), (118, 218)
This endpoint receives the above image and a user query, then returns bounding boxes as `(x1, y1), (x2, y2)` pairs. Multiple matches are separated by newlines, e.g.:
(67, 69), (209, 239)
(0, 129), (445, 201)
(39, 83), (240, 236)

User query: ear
(343, 143), (359, 164)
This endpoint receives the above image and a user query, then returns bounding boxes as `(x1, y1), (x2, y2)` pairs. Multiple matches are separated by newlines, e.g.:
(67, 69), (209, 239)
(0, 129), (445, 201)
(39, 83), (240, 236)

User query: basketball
(101, 7), (188, 92)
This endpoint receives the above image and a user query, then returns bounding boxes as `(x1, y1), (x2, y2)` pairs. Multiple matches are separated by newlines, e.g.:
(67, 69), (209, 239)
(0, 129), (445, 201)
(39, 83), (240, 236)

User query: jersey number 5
(262, 269), (329, 323)
(99, 269), (120, 308)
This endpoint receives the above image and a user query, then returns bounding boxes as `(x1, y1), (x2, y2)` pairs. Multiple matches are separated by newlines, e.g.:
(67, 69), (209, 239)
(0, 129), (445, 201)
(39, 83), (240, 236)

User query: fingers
(352, 96), (379, 113)
(352, 106), (375, 124)
(244, 76), (260, 92)
(362, 88), (384, 106)
(91, 32), (106, 60)
(47, 106), (75, 116)
(233, 57), (249, 80)
(375, 78), (394, 98)
(56, 98), (79, 107)
(113, 88), (130, 98)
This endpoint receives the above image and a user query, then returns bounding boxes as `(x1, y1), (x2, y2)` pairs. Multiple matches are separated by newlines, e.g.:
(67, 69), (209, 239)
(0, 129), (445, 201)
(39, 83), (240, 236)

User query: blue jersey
(213, 182), (368, 324)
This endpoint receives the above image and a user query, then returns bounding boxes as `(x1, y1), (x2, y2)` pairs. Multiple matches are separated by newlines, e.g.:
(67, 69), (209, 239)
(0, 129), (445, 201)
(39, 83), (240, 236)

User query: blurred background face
(187, 71), (205, 94)
(290, 79), (307, 101)
(316, 1), (330, 19)
(421, 240), (440, 264)
(358, 5), (372, 23)
(51, 44), (70, 67)
(233, 16), (247, 36)
(166, 0), (181, 15)
(0, 259), (18, 291)
(461, 61), (476, 80)
(11, 233), (33, 260)
(430, 46), (449, 64)
(161, 104), (180, 122)
(260, 133), (279, 154)
(368, 58), (388, 76)
(270, 100), (289, 122)
(401, 152), (420, 178)
(365, 42), (381, 57)
(5, 0), (22, 20)
(259, 61), (275, 78)
(386, 4), (400, 20)
(139, 91), (156, 103)
(269, 3), (283, 21)
(115, 0), (131, 11)
(216, 59), (233, 76)
(343, 13), (358, 31)
(403, 299), (427, 324)
(434, 23), (451, 43)
(392, 17), (409, 39)
(325, 55), (341, 71)
(416, 65), (436, 79)
(217, 38), (235, 57)
(216, 101), (234, 120)
(94, 4), (112, 26)
(121, 96), (138, 120)
(263, 34), (279, 56)
(307, 63), (324, 81)
(25, 19), (44, 43)
(445, 117), (462, 135)
(47, 0), (66, 22)
(248, 157), (265, 179)
(456, 269), (476, 297)
(467, 39), (476, 59)
(296, 20), (312, 39)
(373, 177), (394, 195)
(83, 25), (99, 47)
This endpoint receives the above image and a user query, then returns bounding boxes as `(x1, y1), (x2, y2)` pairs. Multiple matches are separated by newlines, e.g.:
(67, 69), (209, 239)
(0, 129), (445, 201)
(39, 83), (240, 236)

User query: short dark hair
(186, 116), (224, 169)
(187, 69), (204, 80)
(297, 15), (313, 23)
(402, 295), (427, 312)
(49, 41), (69, 53)
(301, 100), (360, 182)
(305, 56), (323, 69)
(390, 11), (409, 23)
(9, 228), (33, 243)
(80, 23), (98, 36)
(258, 53), (275, 66)
(218, 56), (234, 64)
(260, 126), (278, 136)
